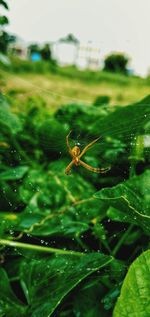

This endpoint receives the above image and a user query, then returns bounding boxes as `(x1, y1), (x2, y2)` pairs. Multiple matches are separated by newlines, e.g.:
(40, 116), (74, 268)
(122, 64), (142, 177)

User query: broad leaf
(0, 253), (112, 317)
(0, 94), (21, 133)
(95, 170), (150, 235)
(74, 278), (108, 317)
(0, 15), (9, 25)
(20, 253), (112, 317)
(56, 95), (150, 141)
(113, 250), (150, 317)
(0, 268), (27, 317)
(92, 95), (150, 139)
(0, 166), (28, 181)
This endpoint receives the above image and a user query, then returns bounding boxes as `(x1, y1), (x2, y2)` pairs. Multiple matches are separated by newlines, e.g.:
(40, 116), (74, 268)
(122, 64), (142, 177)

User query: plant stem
(0, 239), (84, 257)
(129, 135), (144, 178)
(112, 224), (134, 257)
(101, 239), (112, 254)
(75, 236), (90, 252)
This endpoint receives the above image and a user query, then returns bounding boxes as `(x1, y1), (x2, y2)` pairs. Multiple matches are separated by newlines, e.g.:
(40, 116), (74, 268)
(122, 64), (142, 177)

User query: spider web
(1, 70), (150, 247)
(0, 70), (150, 316)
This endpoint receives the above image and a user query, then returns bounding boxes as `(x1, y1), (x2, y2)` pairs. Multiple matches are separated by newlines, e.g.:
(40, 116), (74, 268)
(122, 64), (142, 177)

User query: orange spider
(65, 131), (110, 175)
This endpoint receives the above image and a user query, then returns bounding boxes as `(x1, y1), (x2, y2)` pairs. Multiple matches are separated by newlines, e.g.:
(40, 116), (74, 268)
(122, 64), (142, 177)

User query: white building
(52, 41), (101, 70)
(9, 37), (28, 59)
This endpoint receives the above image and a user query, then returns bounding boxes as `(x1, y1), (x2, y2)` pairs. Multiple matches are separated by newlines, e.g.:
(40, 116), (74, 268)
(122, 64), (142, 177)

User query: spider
(65, 131), (110, 175)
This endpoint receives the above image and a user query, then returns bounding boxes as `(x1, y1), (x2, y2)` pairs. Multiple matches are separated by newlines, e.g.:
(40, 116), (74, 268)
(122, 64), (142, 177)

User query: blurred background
(1, 0), (150, 108)
(5, 0), (150, 76)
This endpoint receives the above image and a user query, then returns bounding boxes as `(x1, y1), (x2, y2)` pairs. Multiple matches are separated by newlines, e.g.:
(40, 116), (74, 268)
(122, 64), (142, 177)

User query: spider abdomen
(72, 146), (80, 157)
(74, 157), (80, 166)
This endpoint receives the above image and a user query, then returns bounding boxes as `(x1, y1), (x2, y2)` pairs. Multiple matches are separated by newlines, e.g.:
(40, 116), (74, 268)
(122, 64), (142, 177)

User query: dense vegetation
(0, 64), (150, 316)
(103, 53), (129, 74)
(1, 59), (150, 112)
(0, 0), (15, 53)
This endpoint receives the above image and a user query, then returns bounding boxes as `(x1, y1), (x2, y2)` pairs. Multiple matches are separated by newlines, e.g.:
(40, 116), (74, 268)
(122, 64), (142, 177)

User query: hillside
(1, 64), (150, 113)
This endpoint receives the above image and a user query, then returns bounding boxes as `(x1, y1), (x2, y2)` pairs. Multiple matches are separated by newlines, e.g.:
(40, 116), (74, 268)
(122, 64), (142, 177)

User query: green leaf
(20, 253), (112, 317)
(92, 95), (150, 139)
(56, 95), (150, 145)
(0, 253), (113, 317)
(0, 15), (8, 25)
(0, 94), (21, 133)
(0, 182), (20, 212)
(113, 250), (150, 317)
(18, 211), (90, 236)
(0, 268), (27, 317)
(95, 170), (150, 235)
(15, 163), (107, 238)
(0, 166), (29, 181)
(0, 0), (9, 10)
(74, 278), (108, 317)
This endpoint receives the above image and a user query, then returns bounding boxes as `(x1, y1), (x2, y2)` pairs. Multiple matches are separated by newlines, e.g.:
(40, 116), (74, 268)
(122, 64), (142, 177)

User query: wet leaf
(0, 268), (27, 317)
(0, 253), (112, 317)
(0, 166), (28, 181)
(20, 253), (112, 317)
(0, 94), (22, 133)
(95, 170), (150, 235)
(113, 250), (150, 317)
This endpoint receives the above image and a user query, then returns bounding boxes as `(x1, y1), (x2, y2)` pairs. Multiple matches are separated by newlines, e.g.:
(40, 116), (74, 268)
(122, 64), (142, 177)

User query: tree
(103, 53), (129, 74)
(59, 33), (79, 45)
(0, 32), (16, 54)
(0, 0), (15, 54)
(41, 44), (52, 61)
(28, 43), (40, 55)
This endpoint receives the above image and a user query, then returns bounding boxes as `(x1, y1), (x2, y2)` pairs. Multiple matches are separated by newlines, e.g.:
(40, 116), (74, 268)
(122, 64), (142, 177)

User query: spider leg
(79, 137), (101, 158)
(66, 130), (73, 156)
(79, 159), (110, 173)
(65, 160), (74, 175)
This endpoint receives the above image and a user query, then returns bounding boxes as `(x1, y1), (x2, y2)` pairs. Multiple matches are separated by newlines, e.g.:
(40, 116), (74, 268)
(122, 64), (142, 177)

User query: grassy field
(1, 65), (150, 114)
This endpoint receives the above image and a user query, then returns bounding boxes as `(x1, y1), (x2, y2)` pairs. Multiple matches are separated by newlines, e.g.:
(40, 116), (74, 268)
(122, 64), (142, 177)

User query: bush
(93, 95), (110, 106)
(103, 53), (129, 74)
(0, 92), (150, 317)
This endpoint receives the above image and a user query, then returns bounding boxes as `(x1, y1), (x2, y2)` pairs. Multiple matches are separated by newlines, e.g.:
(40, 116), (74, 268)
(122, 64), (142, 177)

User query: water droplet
(9, 230), (14, 235)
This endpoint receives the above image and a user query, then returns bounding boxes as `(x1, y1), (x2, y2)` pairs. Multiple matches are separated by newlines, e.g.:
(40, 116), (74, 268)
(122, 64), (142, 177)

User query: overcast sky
(6, 0), (150, 76)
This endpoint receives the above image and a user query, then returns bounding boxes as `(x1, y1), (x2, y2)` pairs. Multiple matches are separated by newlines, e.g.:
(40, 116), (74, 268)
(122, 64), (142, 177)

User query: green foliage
(58, 65), (131, 84)
(95, 170), (150, 235)
(0, 15), (8, 25)
(38, 118), (68, 158)
(113, 250), (150, 317)
(0, 0), (9, 9)
(59, 33), (79, 44)
(28, 43), (41, 54)
(0, 93), (22, 132)
(0, 166), (29, 181)
(28, 43), (54, 63)
(1, 55), (138, 87)
(0, 31), (15, 54)
(0, 253), (112, 317)
(40, 43), (52, 61)
(7, 57), (57, 73)
(103, 53), (129, 74)
(0, 92), (150, 316)
(0, 0), (12, 54)
(93, 95), (110, 107)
